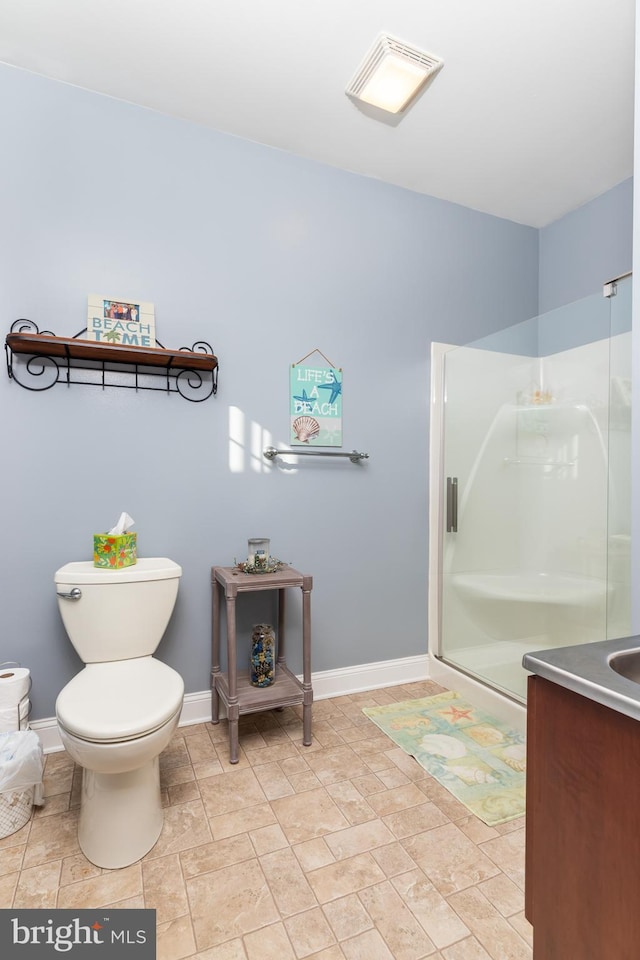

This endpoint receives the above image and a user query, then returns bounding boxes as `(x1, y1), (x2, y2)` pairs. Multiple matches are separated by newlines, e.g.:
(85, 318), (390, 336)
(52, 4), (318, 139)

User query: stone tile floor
(0, 680), (532, 959)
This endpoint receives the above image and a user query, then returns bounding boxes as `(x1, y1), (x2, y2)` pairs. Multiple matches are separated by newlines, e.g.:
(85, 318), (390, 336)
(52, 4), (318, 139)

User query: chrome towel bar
(264, 447), (369, 464)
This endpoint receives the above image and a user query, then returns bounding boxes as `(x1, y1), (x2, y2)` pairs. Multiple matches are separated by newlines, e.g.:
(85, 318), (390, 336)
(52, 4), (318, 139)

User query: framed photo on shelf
(86, 294), (156, 346)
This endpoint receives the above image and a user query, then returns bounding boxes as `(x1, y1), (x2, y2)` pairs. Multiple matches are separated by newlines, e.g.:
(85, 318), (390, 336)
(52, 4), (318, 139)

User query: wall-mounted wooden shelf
(5, 321), (219, 401)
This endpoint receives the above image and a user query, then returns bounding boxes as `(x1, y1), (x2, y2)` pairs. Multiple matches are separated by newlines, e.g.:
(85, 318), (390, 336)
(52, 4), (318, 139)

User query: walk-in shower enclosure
(429, 278), (631, 703)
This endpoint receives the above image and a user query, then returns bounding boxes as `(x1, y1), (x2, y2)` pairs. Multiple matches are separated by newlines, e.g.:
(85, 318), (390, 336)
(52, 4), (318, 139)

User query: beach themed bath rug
(363, 690), (525, 826)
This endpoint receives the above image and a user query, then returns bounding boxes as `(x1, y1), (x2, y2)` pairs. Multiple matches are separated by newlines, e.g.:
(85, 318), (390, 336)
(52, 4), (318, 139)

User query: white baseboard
(29, 717), (68, 754)
(307, 654), (429, 701)
(33, 654), (431, 753)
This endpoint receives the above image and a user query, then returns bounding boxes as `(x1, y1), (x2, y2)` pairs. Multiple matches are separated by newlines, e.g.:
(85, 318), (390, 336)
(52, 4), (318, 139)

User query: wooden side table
(211, 564), (313, 763)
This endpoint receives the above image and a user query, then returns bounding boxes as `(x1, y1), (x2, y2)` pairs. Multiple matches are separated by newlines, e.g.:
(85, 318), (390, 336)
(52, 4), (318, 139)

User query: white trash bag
(0, 730), (44, 838)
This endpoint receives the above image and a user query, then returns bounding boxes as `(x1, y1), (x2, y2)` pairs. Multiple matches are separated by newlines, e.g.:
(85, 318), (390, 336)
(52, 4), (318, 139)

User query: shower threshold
(437, 637), (539, 704)
(437, 656), (527, 705)
(429, 653), (528, 732)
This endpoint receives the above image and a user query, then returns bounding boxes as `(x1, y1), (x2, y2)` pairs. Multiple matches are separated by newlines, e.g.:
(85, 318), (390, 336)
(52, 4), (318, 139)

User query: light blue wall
(0, 65), (541, 718)
(539, 178), (633, 314)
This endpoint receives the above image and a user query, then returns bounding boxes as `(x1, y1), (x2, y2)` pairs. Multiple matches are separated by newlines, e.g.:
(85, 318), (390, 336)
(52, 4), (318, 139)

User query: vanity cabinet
(525, 675), (640, 959)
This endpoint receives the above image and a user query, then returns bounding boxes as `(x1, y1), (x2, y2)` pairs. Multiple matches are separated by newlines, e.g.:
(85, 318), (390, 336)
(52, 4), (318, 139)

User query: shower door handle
(446, 477), (458, 533)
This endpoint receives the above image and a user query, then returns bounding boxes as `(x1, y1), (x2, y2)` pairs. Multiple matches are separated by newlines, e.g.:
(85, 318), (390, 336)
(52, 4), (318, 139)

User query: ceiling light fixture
(346, 33), (444, 116)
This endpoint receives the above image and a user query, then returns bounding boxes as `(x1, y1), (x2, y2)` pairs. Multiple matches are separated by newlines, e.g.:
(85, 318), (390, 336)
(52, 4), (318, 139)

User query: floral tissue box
(93, 532), (137, 568)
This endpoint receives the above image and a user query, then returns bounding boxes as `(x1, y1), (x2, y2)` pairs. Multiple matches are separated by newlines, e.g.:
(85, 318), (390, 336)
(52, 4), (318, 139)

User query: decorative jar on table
(250, 624), (275, 687)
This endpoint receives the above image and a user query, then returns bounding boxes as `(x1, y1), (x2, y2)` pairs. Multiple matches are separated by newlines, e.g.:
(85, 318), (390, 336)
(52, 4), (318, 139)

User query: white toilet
(54, 558), (184, 869)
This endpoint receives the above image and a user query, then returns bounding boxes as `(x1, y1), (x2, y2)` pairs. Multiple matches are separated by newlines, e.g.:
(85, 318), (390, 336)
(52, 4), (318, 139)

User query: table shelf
(211, 564), (313, 763)
(213, 666), (305, 715)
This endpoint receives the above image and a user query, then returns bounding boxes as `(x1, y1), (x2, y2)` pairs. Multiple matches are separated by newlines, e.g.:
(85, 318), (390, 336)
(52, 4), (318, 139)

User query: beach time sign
(290, 364), (342, 447)
(86, 294), (156, 347)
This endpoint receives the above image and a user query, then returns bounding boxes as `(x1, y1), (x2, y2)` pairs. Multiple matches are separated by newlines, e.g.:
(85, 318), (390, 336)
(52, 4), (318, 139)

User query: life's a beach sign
(86, 295), (156, 347)
(289, 364), (343, 447)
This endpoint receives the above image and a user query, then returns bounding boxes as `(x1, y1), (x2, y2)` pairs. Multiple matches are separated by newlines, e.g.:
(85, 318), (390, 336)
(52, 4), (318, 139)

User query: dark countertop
(523, 635), (640, 722)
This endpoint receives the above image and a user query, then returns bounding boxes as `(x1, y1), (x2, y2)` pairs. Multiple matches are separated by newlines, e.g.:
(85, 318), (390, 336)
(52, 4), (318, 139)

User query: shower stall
(428, 276), (632, 707)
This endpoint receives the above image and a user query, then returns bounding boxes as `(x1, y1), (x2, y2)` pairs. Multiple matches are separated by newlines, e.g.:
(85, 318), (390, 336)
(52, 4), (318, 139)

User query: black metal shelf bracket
(5, 319), (218, 402)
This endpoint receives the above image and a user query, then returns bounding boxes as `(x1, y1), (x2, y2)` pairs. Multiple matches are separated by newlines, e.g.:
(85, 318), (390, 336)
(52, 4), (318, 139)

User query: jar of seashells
(250, 624), (276, 687)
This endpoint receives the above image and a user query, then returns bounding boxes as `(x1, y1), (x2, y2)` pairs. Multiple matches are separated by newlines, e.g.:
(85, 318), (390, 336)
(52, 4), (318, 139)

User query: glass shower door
(606, 274), (632, 639)
(438, 289), (625, 702)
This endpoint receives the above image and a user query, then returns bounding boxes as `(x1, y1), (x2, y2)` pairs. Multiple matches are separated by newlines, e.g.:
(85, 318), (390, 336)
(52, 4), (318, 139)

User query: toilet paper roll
(0, 668), (30, 709)
(0, 698), (30, 733)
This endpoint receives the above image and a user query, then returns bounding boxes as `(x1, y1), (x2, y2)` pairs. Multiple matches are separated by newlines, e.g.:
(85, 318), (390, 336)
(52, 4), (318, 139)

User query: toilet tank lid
(55, 558), (182, 584)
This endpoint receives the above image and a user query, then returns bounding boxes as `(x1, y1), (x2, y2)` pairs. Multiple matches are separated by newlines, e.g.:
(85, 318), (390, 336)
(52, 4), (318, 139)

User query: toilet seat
(56, 657), (184, 743)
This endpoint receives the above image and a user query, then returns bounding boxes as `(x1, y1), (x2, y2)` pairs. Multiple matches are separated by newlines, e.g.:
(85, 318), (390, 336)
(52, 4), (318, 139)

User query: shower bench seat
(451, 572), (610, 606)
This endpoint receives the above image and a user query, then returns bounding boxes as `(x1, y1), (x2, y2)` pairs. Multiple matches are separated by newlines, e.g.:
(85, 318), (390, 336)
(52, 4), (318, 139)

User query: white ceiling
(0, 0), (634, 227)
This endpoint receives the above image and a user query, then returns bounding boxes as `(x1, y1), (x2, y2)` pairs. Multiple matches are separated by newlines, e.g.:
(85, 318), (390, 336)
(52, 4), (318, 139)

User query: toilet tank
(55, 558), (182, 663)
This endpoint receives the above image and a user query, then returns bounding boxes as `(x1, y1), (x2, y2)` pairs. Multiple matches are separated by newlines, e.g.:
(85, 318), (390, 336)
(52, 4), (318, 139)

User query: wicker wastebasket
(0, 786), (34, 838)
(0, 731), (43, 837)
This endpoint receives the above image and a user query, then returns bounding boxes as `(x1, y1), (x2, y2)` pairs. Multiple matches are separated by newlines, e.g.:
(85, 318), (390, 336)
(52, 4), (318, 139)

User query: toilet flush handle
(56, 587), (82, 601)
